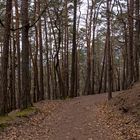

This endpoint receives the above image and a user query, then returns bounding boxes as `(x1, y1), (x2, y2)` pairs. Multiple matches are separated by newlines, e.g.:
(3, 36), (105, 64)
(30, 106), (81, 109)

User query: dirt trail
(0, 94), (117, 140)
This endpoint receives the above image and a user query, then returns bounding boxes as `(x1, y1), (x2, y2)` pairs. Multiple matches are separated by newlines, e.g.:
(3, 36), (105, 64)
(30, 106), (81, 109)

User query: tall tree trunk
(0, 0), (12, 115)
(64, 0), (69, 97)
(107, 0), (112, 100)
(38, 0), (45, 100)
(122, 22), (128, 89)
(128, 0), (134, 85)
(71, 0), (77, 97)
(11, 35), (16, 110)
(134, 0), (140, 81)
(98, 38), (107, 93)
(20, 0), (32, 109)
(15, 0), (21, 108)
(44, 15), (51, 99)
(84, 0), (92, 95)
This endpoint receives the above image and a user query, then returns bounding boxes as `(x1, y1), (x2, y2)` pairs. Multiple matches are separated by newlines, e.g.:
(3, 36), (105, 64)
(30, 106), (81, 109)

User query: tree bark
(20, 0), (32, 109)
(70, 0), (78, 97)
(0, 0), (12, 115)
(107, 0), (112, 100)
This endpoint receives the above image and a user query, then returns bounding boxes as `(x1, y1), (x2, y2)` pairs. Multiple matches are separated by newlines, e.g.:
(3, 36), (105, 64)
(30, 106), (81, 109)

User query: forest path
(0, 94), (118, 140)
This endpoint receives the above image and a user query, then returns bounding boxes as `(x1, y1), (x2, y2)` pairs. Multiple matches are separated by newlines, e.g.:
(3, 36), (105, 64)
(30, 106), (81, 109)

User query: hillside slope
(99, 83), (140, 140)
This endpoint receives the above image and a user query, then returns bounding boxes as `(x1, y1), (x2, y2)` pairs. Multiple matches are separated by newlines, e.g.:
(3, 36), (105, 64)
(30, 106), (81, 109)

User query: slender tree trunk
(98, 38), (107, 93)
(84, 0), (92, 95)
(44, 15), (51, 99)
(64, 0), (69, 97)
(122, 22), (128, 89)
(107, 0), (112, 100)
(128, 0), (134, 85)
(71, 0), (78, 97)
(11, 36), (16, 110)
(38, 0), (45, 100)
(15, 0), (21, 108)
(135, 0), (140, 81)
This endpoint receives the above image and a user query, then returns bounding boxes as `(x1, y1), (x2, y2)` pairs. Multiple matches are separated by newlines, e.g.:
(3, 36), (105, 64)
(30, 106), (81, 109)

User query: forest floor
(98, 83), (140, 140)
(0, 84), (140, 140)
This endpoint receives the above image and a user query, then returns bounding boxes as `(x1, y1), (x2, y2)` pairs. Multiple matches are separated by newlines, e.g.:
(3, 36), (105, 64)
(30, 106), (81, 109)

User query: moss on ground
(15, 107), (37, 117)
(0, 116), (12, 124)
(0, 107), (37, 131)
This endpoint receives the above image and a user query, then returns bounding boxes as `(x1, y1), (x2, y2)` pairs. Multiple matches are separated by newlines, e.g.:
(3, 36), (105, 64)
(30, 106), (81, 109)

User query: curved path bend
(0, 94), (117, 140)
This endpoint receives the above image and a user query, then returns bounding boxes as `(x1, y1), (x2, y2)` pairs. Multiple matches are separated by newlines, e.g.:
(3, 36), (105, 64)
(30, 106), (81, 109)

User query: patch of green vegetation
(60, 96), (68, 100)
(0, 107), (37, 131)
(0, 116), (12, 131)
(60, 96), (72, 100)
(15, 107), (37, 117)
(0, 116), (12, 125)
(0, 123), (9, 131)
